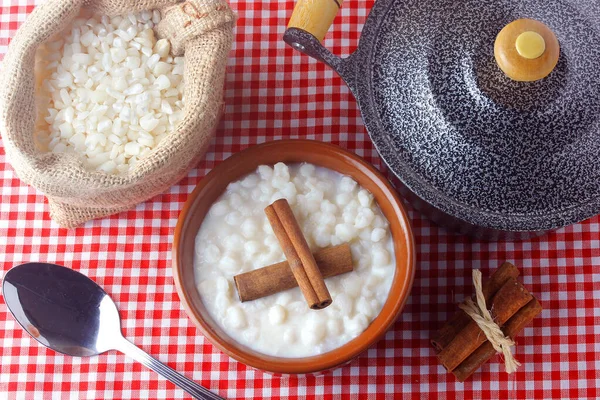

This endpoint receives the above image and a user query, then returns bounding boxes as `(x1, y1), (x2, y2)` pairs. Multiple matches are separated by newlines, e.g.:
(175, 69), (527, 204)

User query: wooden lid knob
(494, 19), (560, 82)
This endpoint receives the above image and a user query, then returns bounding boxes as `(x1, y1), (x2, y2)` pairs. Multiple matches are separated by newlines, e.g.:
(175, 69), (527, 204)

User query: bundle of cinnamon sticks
(431, 262), (542, 381)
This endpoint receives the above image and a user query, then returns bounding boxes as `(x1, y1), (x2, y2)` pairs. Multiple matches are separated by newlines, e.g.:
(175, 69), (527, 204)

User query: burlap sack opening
(0, 0), (236, 227)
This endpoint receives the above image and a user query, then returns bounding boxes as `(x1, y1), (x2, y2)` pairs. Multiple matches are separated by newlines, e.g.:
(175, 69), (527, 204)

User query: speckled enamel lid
(285, 0), (600, 233)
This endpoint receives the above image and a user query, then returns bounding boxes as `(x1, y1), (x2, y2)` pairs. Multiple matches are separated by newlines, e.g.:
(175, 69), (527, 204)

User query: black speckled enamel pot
(284, 0), (600, 240)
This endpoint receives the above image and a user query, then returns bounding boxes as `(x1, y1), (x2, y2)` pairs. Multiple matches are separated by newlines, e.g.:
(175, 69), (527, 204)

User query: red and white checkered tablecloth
(1, 0), (600, 398)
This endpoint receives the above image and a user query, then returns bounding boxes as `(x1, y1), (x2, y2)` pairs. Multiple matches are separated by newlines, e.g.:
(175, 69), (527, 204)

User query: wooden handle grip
(287, 0), (343, 42)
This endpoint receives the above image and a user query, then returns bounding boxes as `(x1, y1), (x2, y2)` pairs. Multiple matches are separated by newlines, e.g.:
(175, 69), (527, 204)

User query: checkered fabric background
(1, 0), (600, 398)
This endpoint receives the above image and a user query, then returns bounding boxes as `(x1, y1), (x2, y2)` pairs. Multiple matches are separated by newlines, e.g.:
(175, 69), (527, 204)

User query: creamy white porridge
(194, 162), (395, 357)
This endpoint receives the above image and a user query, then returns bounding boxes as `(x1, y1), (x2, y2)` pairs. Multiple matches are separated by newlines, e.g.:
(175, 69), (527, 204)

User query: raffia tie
(459, 270), (521, 374)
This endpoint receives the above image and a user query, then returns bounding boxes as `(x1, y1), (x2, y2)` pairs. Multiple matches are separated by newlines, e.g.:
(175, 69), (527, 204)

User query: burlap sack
(0, 0), (236, 227)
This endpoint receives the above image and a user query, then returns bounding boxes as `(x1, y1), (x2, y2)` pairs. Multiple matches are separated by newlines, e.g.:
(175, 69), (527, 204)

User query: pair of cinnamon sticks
(234, 199), (353, 309)
(431, 262), (542, 381)
(234, 244), (353, 303)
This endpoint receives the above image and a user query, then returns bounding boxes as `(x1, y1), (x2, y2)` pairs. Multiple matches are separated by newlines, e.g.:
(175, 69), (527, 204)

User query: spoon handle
(115, 337), (223, 400)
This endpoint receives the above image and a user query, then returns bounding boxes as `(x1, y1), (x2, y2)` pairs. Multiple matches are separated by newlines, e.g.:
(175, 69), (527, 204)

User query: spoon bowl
(2, 262), (221, 400)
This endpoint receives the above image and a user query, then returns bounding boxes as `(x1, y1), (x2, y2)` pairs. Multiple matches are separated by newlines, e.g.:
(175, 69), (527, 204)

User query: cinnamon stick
(437, 277), (532, 372)
(453, 297), (542, 381)
(265, 199), (332, 310)
(431, 262), (520, 352)
(234, 244), (353, 302)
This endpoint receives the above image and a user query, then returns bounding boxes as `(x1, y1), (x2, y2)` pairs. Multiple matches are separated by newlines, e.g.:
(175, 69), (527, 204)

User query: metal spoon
(2, 262), (222, 400)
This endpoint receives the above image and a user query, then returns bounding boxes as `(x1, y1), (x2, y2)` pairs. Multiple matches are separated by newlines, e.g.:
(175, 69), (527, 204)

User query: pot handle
(283, 0), (351, 81)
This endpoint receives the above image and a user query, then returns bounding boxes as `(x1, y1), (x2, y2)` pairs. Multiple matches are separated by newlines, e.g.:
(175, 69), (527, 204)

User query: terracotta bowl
(172, 140), (415, 374)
